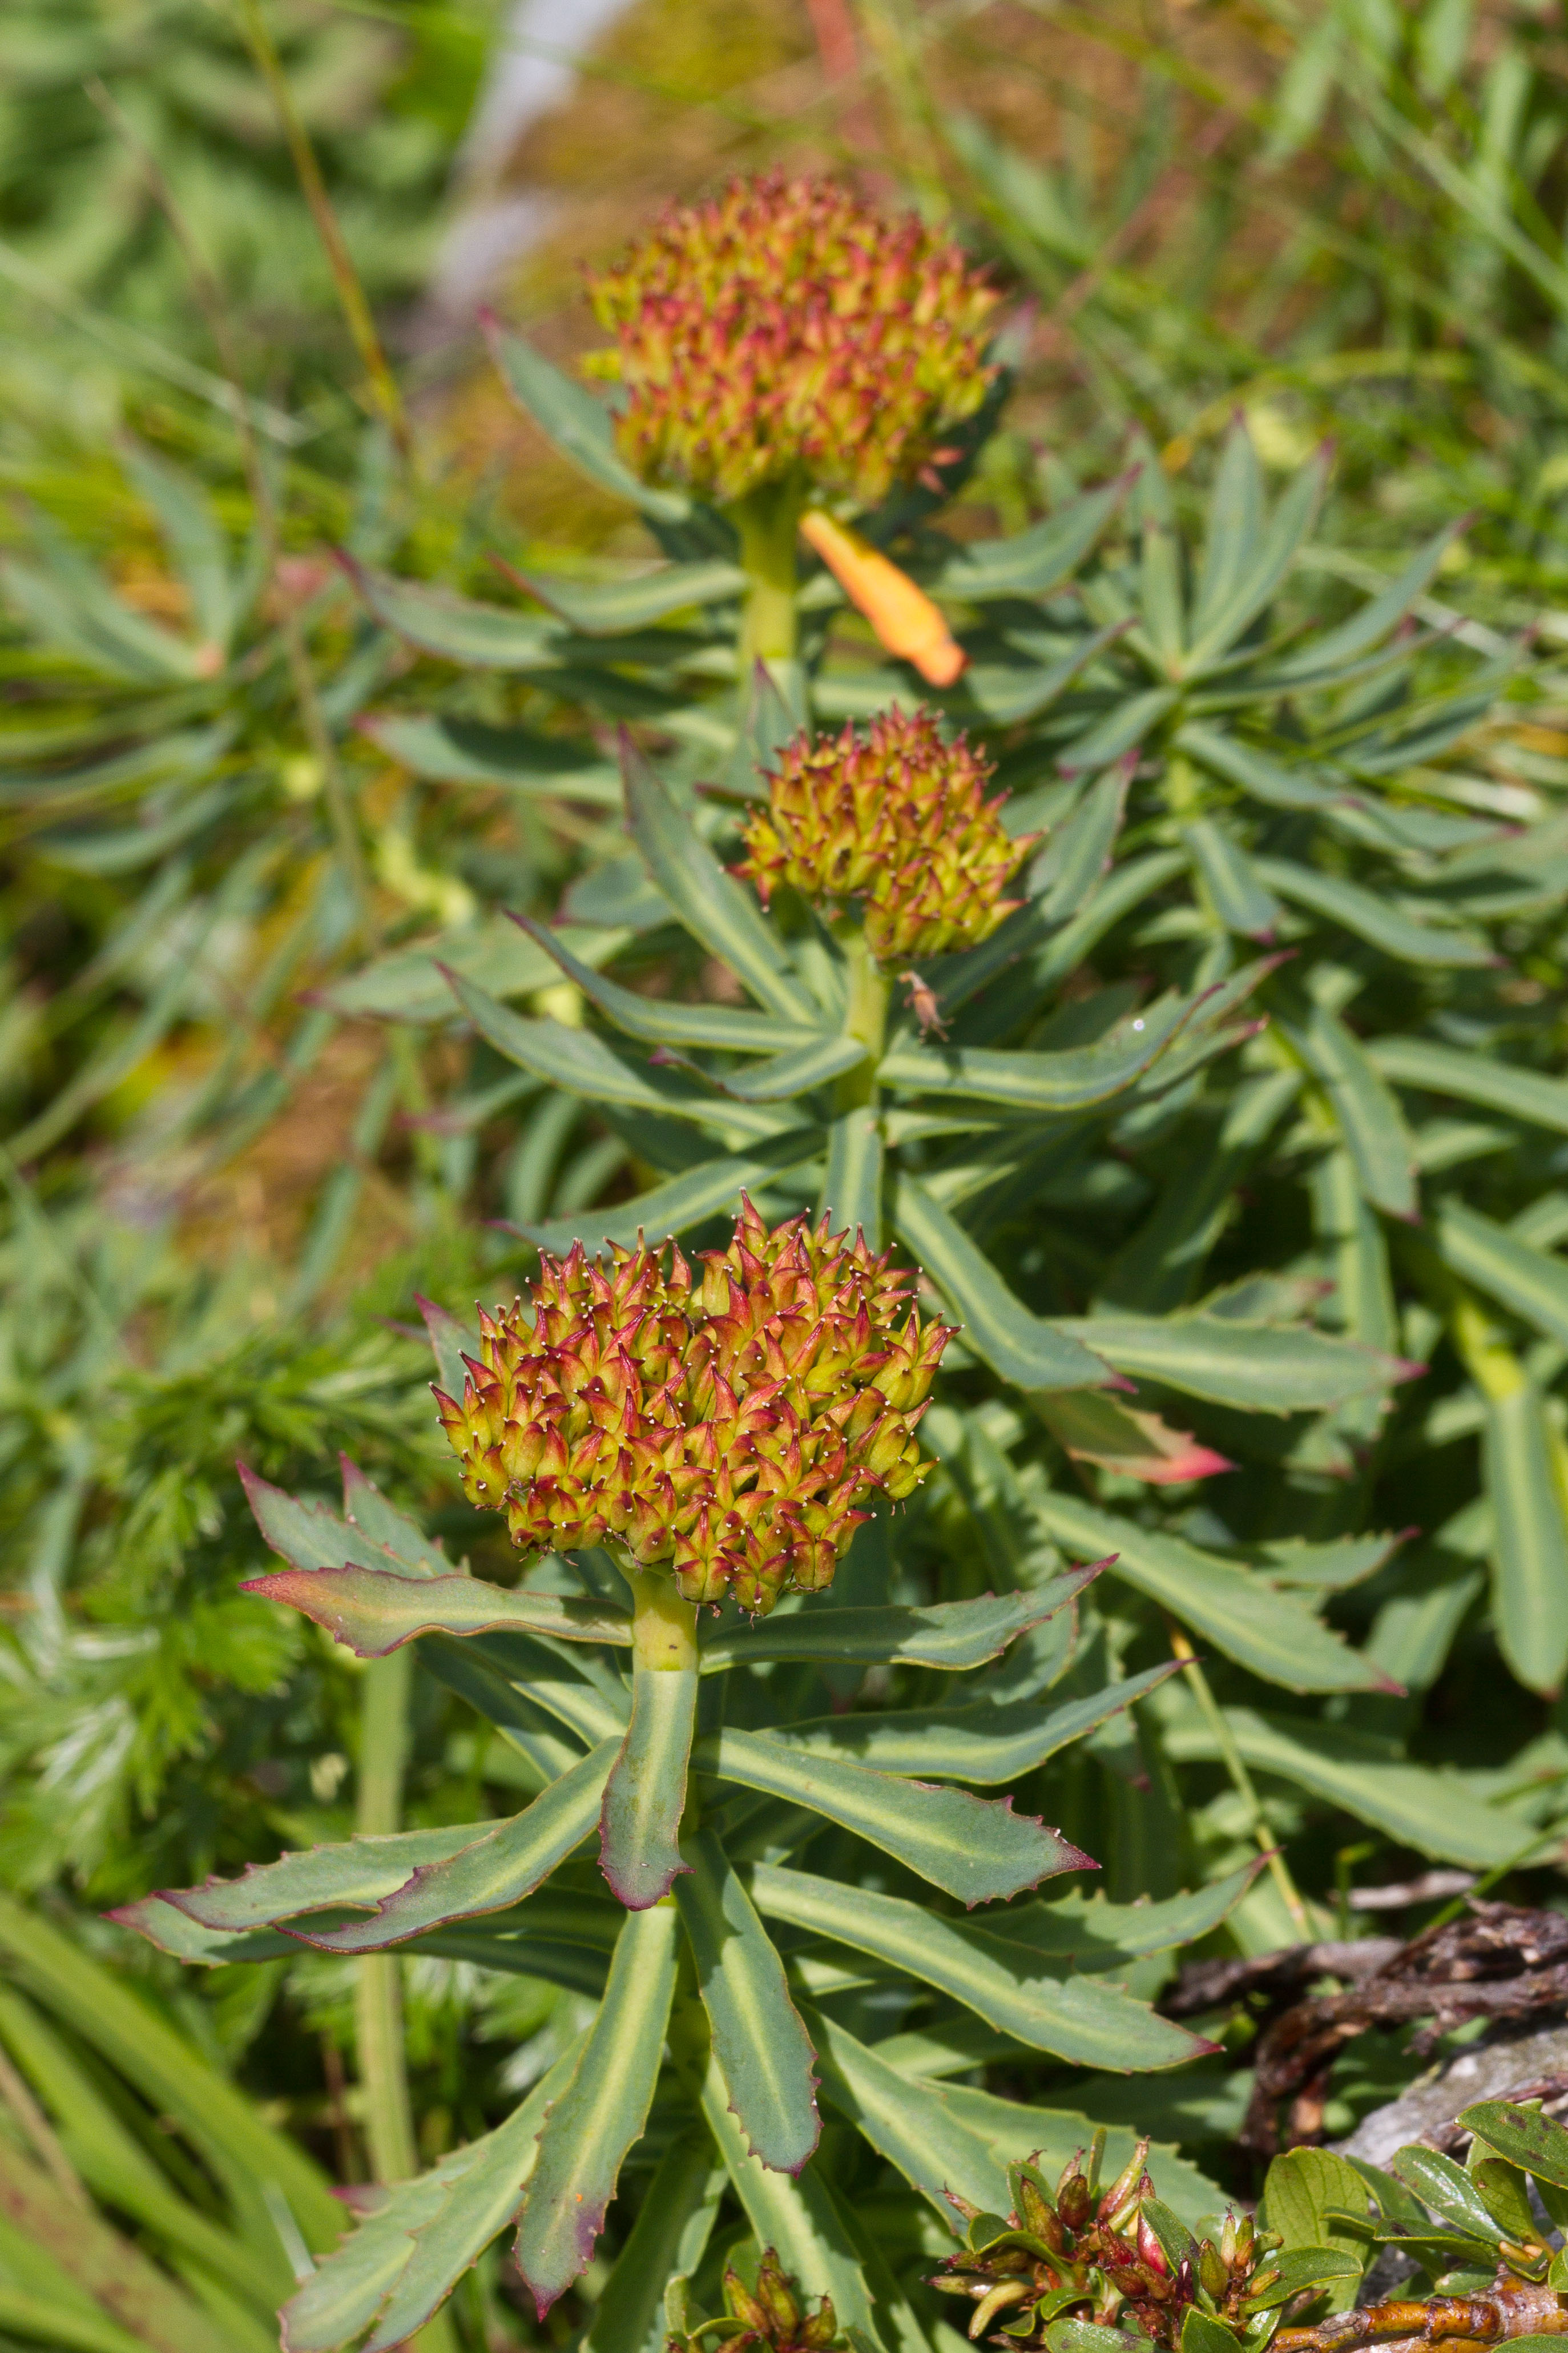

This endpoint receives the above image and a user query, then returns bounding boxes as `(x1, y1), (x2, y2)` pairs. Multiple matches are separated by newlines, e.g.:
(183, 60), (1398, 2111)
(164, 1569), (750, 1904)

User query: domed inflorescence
(584, 172), (998, 509)
(738, 708), (1035, 966)
(934, 2145), (1284, 2350)
(434, 1201), (951, 1615)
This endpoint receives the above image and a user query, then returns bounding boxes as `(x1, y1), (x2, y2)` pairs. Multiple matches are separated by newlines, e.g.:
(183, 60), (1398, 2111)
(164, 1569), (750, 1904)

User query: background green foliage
(9, 2), (1568, 2349)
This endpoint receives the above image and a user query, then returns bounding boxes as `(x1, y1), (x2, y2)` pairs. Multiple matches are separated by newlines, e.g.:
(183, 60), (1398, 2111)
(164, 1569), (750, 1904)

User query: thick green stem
(353, 1651), (418, 2187)
(833, 920), (890, 1115)
(625, 1567), (700, 1672)
(733, 482), (803, 669)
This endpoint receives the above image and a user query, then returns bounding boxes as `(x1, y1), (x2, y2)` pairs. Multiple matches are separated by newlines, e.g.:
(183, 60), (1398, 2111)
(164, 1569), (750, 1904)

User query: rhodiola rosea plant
(124, 1204), (1250, 2352)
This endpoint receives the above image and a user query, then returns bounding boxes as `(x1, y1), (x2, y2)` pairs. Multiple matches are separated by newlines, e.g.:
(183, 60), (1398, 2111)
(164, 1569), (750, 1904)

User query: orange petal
(799, 508), (966, 686)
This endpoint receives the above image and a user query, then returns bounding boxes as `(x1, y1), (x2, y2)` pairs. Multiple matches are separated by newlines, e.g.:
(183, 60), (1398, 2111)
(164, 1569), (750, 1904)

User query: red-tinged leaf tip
(1393, 1358), (1428, 1385)
(1105, 1372), (1139, 1395)
(1137, 1445), (1236, 1486)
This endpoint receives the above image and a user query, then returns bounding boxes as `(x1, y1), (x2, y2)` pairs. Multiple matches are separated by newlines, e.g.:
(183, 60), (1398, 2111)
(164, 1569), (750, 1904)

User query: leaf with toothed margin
(162, 1821), (498, 1932)
(749, 1866), (1211, 2069)
(239, 1563), (632, 1655)
(599, 1668), (696, 1909)
(699, 1570), (1102, 1673)
(772, 1662), (1180, 1783)
(240, 1462), (407, 1577)
(674, 1830), (819, 2177)
(111, 1897), (302, 1965)
(697, 1726), (1089, 1905)
(880, 987), (1203, 1110)
(280, 2038), (585, 2353)
(513, 1905), (680, 2317)
(286, 1743), (619, 1952)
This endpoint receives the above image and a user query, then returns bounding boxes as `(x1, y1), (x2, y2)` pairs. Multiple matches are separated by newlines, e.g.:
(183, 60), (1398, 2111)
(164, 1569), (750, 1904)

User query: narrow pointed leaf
(1283, 1000), (1418, 1220)
(339, 554), (562, 669)
(512, 558), (745, 634)
(695, 1033), (868, 1100)
(697, 2055), (888, 2347)
(775, 1663), (1178, 1783)
(892, 1174), (1110, 1391)
(1175, 722), (1347, 811)
(1371, 1038), (1568, 1135)
(821, 1105), (883, 1248)
(1054, 1310), (1412, 1411)
(1028, 1492), (1391, 1693)
(599, 1667), (696, 1909)
(809, 2012), (1221, 2225)
(1437, 1201), (1568, 1348)
(486, 324), (692, 521)
(292, 1743), (619, 1952)
(510, 914), (827, 1052)
(1058, 687), (1179, 773)
(1191, 424), (1265, 640)
(443, 968), (786, 1137)
(1184, 450), (1327, 670)
(1255, 857), (1494, 967)
(882, 991), (1198, 1109)
(1268, 521), (1470, 682)
(675, 1830), (820, 2175)
(358, 712), (621, 802)
(1162, 1710), (1525, 1868)
(583, 2129), (725, 2353)
(724, 660), (797, 799)
(926, 478), (1130, 601)
(239, 1464), (400, 1576)
(1183, 820), (1281, 938)
(701, 1571), (1101, 1672)
(1484, 1382), (1568, 1696)
(622, 738), (817, 1021)
(240, 1564), (631, 1655)
(162, 1823), (496, 1932)
(281, 2044), (581, 2353)
(508, 1130), (825, 1255)
(513, 1905), (680, 2315)
(701, 1725), (1090, 1904)
(749, 1867), (1208, 2068)
(1034, 766), (1129, 920)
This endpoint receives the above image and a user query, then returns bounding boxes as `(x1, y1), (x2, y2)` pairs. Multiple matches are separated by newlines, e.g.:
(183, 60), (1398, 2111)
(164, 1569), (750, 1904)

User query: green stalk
(353, 1654), (459, 2353)
(625, 1567), (700, 1673)
(1164, 1621), (1310, 1936)
(833, 919), (891, 1113)
(353, 1651), (418, 2187)
(732, 481), (803, 670)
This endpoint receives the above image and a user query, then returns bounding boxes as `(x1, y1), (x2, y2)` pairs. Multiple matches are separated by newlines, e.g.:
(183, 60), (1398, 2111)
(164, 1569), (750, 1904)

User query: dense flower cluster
(935, 2145), (1285, 2350)
(584, 172), (998, 508)
(435, 1202), (950, 1614)
(738, 709), (1033, 964)
(674, 2250), (848, 2353)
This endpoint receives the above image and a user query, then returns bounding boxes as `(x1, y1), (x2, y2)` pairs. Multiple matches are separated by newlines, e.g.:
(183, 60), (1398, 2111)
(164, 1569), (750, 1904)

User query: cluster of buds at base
(739, 709), (1035, 966)
(933, 2141), (1284, 2351)
(434, 1200), (951, 1615)
(583, 172), (998, 509)
(672, 2249), (850, 2353)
